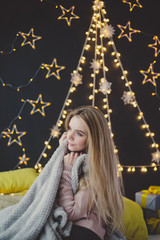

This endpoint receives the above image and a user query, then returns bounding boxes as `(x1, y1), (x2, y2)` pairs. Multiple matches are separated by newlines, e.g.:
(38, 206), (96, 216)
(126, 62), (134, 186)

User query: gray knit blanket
(0, 139), (126, 240)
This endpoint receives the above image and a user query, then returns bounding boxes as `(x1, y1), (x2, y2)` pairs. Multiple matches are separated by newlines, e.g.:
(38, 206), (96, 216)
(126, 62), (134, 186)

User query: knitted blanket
(0, 139), (126, 240)
(0, 139), (73, 240)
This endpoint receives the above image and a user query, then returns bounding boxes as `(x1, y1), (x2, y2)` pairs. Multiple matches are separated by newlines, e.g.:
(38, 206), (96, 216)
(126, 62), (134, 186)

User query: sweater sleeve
(57, 164), (89, 222)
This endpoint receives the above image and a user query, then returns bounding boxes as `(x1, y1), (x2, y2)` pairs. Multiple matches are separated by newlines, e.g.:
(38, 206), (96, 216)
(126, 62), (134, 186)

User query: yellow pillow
(0, 168), (38, 194)
(123, 197), (148, 240)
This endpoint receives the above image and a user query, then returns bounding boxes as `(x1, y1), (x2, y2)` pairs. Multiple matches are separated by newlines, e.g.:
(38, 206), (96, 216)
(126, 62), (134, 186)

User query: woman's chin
(68, 146), (77, 152)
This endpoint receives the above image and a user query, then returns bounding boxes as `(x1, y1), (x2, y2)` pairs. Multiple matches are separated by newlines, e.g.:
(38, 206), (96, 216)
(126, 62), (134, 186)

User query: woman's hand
(64, 152), (79, 166)
(59, 132), (67, 145)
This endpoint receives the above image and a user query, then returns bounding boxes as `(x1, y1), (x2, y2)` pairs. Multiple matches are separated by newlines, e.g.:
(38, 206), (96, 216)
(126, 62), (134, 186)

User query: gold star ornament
(117, 21), (140, 42)
(28, 94), (51, 116)
(18, 153), (30, 165)
(122, 0), (142, 12)
(58, 5), (79, 26)
(42, 58), (65, 80)
(2, 124), (26, 146)
(19, 28), (42, 49)
(140, 61), (160, 86)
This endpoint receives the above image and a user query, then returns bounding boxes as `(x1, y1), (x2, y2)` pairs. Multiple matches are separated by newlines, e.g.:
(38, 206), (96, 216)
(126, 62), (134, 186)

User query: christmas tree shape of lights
(35, 0), (160, 174)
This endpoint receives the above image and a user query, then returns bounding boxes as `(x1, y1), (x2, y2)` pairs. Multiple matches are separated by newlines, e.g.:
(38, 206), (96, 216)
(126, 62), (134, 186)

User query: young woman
(0, 105), (124, 240)
(57, 105), (124, 240)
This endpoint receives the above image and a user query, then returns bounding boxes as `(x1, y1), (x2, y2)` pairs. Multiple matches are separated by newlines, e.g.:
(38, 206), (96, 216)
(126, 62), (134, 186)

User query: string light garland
(0, 93), (50, 168)
(0, 100), (27, 141)
(0, 65), (42, 91)
(117, 23), (160, 102)
(118, 162), (160, 174)
(0, 28), (42, 55)
(117, 21), (141, 42)
(34, 0), (160, 175)
(0, 58), (65, 91)
(0, 0), (158, 174)
(0, 32), (19, 55)
(58, 5), (79, 26)
(122, 0), (143, 12)
(41, 58), (65, 80)
(110, 40), (160, 159)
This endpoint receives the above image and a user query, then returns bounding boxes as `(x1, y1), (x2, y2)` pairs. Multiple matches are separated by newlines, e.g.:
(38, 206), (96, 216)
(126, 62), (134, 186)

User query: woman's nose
(68, 131), (74, 140)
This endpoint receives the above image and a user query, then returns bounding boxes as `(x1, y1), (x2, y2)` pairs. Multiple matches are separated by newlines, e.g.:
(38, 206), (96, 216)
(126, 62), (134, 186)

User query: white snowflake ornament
(99, 79), (112, 94)
(70, 70), (83, 86)
(121, 91), (135, 105)
(100, 24), (115, 39)
(90, 59), (101, 72)
(151, 151), (160, 164)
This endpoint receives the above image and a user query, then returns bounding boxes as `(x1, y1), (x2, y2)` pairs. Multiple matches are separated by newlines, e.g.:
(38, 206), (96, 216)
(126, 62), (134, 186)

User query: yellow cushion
(0, 168), (38, 194)
(123, 197), (148, 240)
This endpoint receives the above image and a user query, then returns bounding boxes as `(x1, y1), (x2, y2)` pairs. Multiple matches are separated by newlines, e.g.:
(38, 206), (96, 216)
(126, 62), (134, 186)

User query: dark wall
(0, 0), (160, 201)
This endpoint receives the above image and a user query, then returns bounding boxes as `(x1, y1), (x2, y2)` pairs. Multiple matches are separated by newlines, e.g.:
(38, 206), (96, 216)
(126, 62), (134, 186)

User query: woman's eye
(77, 132), (83, 137)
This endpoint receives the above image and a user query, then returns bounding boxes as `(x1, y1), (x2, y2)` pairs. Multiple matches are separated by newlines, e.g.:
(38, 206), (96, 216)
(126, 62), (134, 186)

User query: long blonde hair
(65, 105), (124, 233)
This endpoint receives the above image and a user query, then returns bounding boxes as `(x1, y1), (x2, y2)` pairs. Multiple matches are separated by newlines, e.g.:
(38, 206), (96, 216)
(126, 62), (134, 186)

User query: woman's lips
(68, 142), (74, 146)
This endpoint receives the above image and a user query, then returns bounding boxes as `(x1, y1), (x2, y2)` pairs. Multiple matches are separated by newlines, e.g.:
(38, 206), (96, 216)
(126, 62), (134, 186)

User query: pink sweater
(57, 164), (106, 240)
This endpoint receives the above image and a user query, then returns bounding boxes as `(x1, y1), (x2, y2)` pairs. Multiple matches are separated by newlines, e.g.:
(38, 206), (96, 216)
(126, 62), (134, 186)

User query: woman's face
(67, 116), (88, 152)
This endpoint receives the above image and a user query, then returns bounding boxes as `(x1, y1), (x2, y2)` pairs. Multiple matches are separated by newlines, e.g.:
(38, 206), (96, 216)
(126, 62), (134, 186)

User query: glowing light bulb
(104, 66), (109, 71)
(141, 167), (147, 172)
(103, 104), (108, 109)
(114, 149), (118, 153)
(89, 95), (94, 100)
